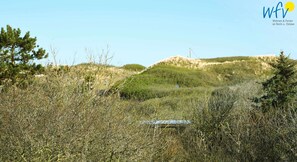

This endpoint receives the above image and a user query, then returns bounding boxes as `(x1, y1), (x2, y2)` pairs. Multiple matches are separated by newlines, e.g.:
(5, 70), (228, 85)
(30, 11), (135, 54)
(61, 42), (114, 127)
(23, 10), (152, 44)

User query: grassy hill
(38, 56), (276, 120)
(113, 56), (274, 101)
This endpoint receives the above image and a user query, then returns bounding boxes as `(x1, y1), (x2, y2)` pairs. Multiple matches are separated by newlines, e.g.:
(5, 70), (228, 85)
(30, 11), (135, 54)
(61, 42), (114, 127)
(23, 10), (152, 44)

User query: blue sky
(1, 0), (297, 66)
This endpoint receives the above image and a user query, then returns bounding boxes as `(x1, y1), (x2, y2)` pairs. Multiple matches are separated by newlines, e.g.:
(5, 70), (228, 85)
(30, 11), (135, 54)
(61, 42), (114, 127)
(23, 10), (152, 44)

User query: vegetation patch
(114, 58), (272, 100)
(122, 64), (146, 71)
(201, 56), (253, 62)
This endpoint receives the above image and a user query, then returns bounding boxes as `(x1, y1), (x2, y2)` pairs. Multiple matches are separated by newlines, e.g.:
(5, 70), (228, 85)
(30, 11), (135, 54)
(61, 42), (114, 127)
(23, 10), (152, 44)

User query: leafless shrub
(0, 68), (154, 161)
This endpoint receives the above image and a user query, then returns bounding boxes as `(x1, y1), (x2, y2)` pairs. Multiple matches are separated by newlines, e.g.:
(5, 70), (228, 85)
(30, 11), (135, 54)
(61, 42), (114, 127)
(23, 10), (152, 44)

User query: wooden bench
(141, 120), (191, 129)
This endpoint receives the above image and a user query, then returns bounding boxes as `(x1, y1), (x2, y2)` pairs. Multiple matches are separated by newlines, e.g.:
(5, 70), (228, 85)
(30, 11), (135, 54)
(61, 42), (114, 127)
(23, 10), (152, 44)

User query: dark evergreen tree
(0, 25), (48, 86)
(255, 51), (297, 112)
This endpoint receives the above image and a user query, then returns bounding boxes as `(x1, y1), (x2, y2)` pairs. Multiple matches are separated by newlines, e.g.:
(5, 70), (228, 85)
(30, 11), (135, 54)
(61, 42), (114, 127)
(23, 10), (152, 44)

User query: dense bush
(122, 64), (146, 71)
(0, 72), (156, 161)
(183, 85), (297, 161)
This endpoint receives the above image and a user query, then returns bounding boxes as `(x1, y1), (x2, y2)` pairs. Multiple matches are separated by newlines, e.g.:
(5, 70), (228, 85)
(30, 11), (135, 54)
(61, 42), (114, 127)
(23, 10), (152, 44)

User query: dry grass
(144, 55), (275, 71)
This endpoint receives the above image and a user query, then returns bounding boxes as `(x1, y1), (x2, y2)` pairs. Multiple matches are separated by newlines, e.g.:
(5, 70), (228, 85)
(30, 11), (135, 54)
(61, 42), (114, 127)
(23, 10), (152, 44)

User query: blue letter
(282, 8), (289, 18)
(274, 2), (283, 18)
(263, 7), (274, 18)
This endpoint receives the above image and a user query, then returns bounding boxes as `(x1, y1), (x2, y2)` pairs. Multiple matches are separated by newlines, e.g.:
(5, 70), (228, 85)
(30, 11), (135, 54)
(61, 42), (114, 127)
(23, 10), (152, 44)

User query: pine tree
(255, 51), (297, 112)
(0, 25), (48, 86)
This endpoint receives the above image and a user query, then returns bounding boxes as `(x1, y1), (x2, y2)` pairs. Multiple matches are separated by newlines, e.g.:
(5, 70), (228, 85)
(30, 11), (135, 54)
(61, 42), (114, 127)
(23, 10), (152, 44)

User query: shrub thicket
(122, 64), (146, 71)
(184, 84), (297, 161)
(0, 70), (157, 161)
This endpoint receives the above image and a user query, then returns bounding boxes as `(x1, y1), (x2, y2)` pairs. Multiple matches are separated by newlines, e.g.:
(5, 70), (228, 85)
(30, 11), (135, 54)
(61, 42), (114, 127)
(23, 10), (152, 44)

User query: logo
(263, 1), (294, 18)
(263, 1), (295, 26)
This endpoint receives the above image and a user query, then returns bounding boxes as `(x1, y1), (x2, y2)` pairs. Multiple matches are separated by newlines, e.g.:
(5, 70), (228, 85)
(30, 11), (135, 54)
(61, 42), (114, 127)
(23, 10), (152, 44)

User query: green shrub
(122, 64), (146, 71)
(129, 87), (212, 119)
